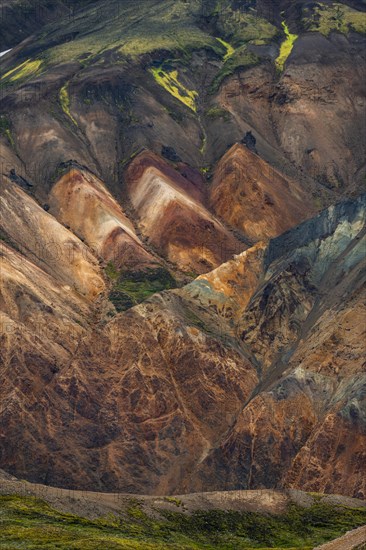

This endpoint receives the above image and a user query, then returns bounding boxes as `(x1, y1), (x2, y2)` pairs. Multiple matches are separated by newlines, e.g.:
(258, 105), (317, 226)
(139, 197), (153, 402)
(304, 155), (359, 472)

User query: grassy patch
(303, 2), (366, 36)
(150, 65), (198, 112)
(59, 84), (78, 125)
(108, 267), (176, 311)
(1, 495), (366, 549)
(275, 21), (298, 72)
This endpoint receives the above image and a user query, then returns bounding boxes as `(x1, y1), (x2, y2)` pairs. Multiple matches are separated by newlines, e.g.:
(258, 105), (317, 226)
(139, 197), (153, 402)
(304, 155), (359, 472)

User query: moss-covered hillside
(0, 494), (366, 549)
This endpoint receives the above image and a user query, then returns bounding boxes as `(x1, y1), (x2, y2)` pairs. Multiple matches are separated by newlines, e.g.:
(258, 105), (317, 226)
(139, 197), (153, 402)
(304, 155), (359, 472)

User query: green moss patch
(216, 37), (235, 61)
(0, 115), (15, 147)
(59, 84), (78, 125)
(303, 2), (366, 36)
(210, 45), (259, 92)
(108, 266), (176, 311)
(213, 2), (277, 47)
(42, 0), (222, 65)
(205, 106), (231, 121)
(1, 58), (42, 83)
(150, 65), (198, 112)
(275, 21), (298, 72)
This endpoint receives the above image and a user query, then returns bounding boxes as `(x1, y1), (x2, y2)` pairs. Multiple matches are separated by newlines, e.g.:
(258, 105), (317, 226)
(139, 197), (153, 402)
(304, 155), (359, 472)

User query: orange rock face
(0, 178), (104, 299)
(125, 151), (243, 273)
(210, 144), (313, 242)
(49, 168), (158, 271)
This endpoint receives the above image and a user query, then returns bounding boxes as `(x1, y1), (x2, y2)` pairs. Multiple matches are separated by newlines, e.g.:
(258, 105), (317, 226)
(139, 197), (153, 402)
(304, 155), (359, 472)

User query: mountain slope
(0, 0), (365, 500)
(1, 190), (364, 496)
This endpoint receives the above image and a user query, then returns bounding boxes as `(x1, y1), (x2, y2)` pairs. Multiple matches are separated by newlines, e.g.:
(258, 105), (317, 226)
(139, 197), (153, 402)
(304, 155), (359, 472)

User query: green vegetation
(105, 261), (120, 281)
(213, 2), (277, 47)
(59, 84), (78, 125)
(43, 0), (222, 65)
(1, 494), (366, 549)
(5, 1), (276, 85)
(150, 66), (198, 112)
(207, 2), (276, 89)
(216, 37), (235, 61)
(210, 45), (259, 92)
(164, 497), (184, 508)
(1, 58), (42, 82)
(205, 105), (231, 121)
(0, 115), (15, 147)
(0, 1), (278, 100)
(199, 123), (207, 154)
(108, 267), (176, 311)
(303, 2), (366, 36)
(119, 148), (145, 168)
(275, 21), (298, 72)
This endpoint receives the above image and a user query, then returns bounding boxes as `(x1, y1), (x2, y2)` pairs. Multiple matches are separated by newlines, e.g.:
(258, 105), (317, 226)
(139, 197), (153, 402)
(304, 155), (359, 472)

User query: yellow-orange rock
(210, 144), (313, 242)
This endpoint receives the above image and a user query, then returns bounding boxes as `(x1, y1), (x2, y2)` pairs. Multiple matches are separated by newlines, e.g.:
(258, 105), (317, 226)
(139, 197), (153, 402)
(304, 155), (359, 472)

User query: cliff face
(0, 0), (365, 498)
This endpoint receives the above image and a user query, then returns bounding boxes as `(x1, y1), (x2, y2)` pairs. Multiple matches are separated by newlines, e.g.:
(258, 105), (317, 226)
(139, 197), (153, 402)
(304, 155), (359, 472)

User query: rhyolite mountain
(0, 0), (365, 498)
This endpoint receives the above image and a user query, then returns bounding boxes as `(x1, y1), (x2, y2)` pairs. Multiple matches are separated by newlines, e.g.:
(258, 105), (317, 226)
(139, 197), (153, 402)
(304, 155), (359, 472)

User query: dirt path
(314, 525), (366, 550)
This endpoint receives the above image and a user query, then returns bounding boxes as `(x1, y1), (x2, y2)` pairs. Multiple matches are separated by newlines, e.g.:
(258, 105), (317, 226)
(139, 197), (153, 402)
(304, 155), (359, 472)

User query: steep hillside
(0, 0), (365, 503)
(125, 150), (242, 272)
(1, 0), (365, 199)
(210, 143), (313, 241)
(1, 190), (364, 496)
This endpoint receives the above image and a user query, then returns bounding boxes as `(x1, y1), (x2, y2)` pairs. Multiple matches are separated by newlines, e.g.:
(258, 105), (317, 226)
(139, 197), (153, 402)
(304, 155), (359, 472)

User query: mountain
(1, 178), (365, 495)
(0, 0), (365, 502)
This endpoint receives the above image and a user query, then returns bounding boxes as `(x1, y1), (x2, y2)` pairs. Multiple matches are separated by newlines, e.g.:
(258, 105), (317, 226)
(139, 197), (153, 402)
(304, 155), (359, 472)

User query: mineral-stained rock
(210, 143), (313, 242)
(183, 195), (366, 497)
(0, 177), (104, 299)
(0, 190), (364, 496)
(49, 167), (158, 270)
(125, 150), (243, 273)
